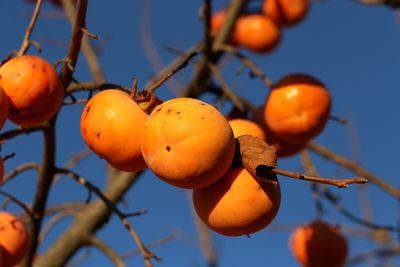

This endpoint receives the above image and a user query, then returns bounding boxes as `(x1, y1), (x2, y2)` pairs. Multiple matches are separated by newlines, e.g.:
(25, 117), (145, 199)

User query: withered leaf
(236, 135), (278, 183)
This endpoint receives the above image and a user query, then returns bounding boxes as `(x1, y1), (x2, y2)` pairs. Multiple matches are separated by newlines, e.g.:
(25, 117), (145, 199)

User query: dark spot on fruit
(166, 145), (171, 152)
(32, 64), (37, 68)
(96, 132), (100, 138)
(200, 103), (206, 106)
(156, 107), (162, 112)
(82, 128), (87, 134)
(176, 111), (181, 115)
(0, 74), (2, 79)
(167, 108), (172, 113)
(41, 67), (46, 73)
(201, 116), (205, 119)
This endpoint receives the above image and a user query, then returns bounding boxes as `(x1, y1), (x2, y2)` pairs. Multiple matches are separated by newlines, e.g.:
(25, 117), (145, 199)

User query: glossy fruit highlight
(193, 167), (281, 236)
(263, 74), (331, 144)
(0, 55), (64, 127)
(289, 220), (348, 267)
(141, 97), (235, 189)
(80, 89), (148, 172)
(0, 212), (29, 267)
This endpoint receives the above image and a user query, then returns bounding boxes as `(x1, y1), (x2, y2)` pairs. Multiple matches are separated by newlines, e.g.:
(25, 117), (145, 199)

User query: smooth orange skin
(0, 86), (9, 130)
(289, 220), (348, 267)
(210, 10), (238, 46)
(234, 15), (281, 54)
(141, 97), (235, 189)
(264, 74), (331, 144)
(80, 89), (148, 172)
(251, 106), (306, 158)
(193, 167), (281, 236)
(0, 55), (64, 127)
(0, 212), (29, 267)
(229, 118), (266, 140)
(263, 0), (310, 26)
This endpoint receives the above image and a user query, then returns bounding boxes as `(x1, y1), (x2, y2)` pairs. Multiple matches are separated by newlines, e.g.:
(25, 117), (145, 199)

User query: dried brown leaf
(236, 135), (278, 183)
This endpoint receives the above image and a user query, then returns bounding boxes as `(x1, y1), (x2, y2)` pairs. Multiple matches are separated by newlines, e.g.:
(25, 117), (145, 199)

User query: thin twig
(2, 162), (41, 185)
(87, 236), (127, 267)
(308, 142), (400, 198)
(0, 126), (45, 142)
(56, 168), (158, 267)
(145, 51), (198, 93)
(270, 167), (368, 188)
(39, 210), (77, 244)
(18, 0), (43, 56)
(0, 190), (34, 218)
(120, 235), (174, 260)
(220, 44), (274, 88)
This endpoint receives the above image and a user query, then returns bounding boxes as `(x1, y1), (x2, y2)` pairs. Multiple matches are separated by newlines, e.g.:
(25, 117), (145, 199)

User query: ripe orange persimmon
(193, 167), (281, 236)
(289, 220), (348, 267)
(228, 118), (266, 140)
(251, 106), (306, 157)
(0, 55), (64, 127)
(262, 0), (310, 26)
(141, 97), (235, 189)
(211, 9), (226, 34)
(234, 14), (281, 54)
(80, 89), (148, 172)
(0, 212), (29, 267)
(0, 86), (9, 130)
(263, 74), (331, 144)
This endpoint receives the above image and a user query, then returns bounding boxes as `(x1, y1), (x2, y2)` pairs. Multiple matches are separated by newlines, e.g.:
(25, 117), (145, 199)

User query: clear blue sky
(1, 0), (400, 266)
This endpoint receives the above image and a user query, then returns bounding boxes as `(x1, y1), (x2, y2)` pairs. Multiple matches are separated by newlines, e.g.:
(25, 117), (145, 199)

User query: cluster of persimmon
(211, 0), (310, 53)
(80, 93), (281, 236)
(289, 220), (348, 267)
(0, 211), (29, 267)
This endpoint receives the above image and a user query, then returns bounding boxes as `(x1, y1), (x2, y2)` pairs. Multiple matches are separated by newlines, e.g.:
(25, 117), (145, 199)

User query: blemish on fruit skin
(201, 116), (205, 120)
(32, 64), (37, 69)
(96, 132), (101, 138)
(167, 108), (172, 114)
(156, 107), (162, 112)
(41, 67), (46, 73)
(166, 145), (171, 152)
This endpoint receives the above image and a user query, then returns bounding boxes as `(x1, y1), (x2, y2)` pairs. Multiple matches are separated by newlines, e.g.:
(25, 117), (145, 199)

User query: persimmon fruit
(262, 0), (310, 26)
(0, 55), (64, 127)
(251, 106), (306, 157)
(289, 220), (348, 267)
(228, 118), (266, 140)
(234, 14), (281, 54)
(0, 86), (8, 130)
(263, 73), (331, 144)
(193, 167), (281, 236)
(141, 97), (235, 189)
(80, 89), (148, 172)
(0, 212), (29, 267)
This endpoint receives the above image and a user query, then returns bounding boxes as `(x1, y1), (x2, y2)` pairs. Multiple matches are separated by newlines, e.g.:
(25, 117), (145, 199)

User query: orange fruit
(80, 89), (148, 172)
(193, 167), (281, 236)
(0, 55), (64, 127)
(251, 106), (306, 157)
(263, 74), (331, 144)
(0, 212), (29, 267)
(228, 118), (266, 140)
(0, 86), (9, 130)
(289, 220), (348, 267)
(262, 0), (310, 26)
(234, 14), (281, 54)
(141, 97), (235, 189)
(211, 9), (227, 34)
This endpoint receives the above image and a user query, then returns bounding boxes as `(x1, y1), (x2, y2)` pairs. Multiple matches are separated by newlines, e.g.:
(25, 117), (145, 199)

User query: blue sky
(1, 0), (400, 266)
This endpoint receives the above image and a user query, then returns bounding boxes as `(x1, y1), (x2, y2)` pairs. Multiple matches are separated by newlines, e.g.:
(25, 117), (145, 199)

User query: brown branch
(18, 0), (43, 56)
(87, 236), (127, 267)
(22, 123), (57, 267)
(347, 245), (400, 266)
(0, 126), (45, 142)
(34, 172), (142, 267)
(54, 168), (158, 267)
(308, 142), (400, 198)
(120, 235), (174, 260)
(0, 190), (34, 218)
(39, 210), (77, 243)
(145, 50), (198, 93)
(2, 162), (40, 185)
(270, 167), (367, 188)
(66, 81), (128, 94)
(220, 45), (274, 88)
(60, 0), (88, 86)
(181, 0), (246, 98)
